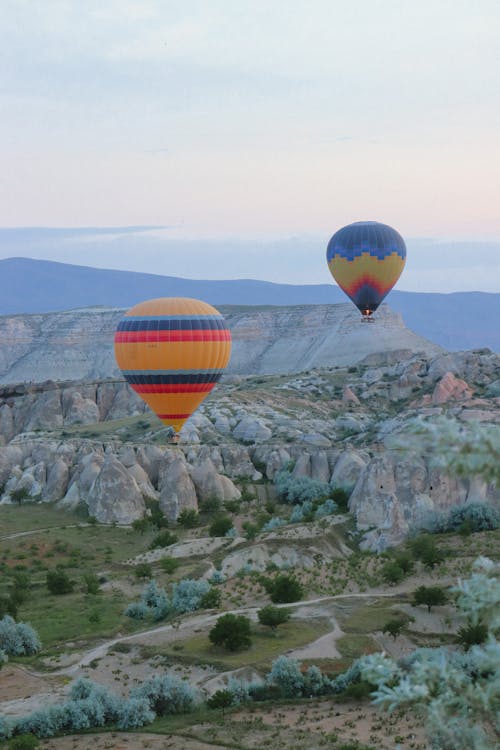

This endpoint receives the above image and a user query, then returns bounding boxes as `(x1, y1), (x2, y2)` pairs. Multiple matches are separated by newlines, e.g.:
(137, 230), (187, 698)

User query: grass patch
(336, 633), (378, 660)
(337, 598), (404, 634)
(140, 618), (330, 672)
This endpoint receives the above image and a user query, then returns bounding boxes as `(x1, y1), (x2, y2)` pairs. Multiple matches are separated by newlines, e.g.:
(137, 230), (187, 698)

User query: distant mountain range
(0, 257), (498, 352)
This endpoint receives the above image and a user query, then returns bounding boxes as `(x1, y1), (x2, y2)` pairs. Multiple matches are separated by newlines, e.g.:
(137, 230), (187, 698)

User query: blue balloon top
(327, 221), (406, 262)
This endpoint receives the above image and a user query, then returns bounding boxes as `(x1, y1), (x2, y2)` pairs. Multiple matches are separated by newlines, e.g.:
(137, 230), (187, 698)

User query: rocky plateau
(0, 338), (498, 550)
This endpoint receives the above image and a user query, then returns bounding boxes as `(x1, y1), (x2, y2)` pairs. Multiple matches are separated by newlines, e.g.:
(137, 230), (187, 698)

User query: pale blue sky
(1, 1), (499, 290)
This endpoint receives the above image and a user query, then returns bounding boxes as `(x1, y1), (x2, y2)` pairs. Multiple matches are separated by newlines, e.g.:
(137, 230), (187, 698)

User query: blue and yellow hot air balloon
(114, 298), (231, 434)
(326, 221), (406, 319)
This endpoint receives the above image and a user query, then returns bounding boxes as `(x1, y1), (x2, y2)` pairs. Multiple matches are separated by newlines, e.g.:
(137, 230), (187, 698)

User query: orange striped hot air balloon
(114, 298), (231, 434)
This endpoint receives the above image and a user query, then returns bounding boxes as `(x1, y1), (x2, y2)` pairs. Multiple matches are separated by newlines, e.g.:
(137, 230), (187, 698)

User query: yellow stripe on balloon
(328, 251), (405, 294)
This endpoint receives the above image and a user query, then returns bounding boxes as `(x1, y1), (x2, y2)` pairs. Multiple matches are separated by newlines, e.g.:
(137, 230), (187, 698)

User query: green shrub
(159, 557), (179, 574)
(46, 569), (74, 595)
(209, 614), (252, 651)
(150, 531), (178, 549)
(269, 574), (303, 604)
(209, 515), (233, 538)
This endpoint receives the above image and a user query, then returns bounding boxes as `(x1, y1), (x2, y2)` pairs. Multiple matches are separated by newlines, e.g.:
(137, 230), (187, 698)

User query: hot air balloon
(326, 221), (406, 319)
(114, 298), (231, 435)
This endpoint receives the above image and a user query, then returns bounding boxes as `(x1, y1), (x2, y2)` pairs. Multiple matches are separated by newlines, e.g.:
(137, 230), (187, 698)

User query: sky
(1, 1), (499, 291)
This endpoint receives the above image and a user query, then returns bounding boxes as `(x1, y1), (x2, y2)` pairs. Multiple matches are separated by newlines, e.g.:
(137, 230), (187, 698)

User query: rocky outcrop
(159, 453), (198, 521)
(349, 451), (498, 551)
(86, 455), (146, 524)
(190, 458), (241, 503)
(0, 303), (443, 384)
(430, 372), (473, 405)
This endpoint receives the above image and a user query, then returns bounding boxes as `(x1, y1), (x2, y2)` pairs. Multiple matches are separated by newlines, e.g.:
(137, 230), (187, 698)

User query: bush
(125, 580), (170, 621)
(200, 588), (221, 609)
(209, 570), (226, 585)
(209, 614), (252, 651)
(159, 557), (180, 574)
(177, 509), (199, 528)
(116, 698), (155, 729)
(428, 503), (500, 534)
(209, 515), (233, 537)
(269, 574), (303, 603)
(134, 562), (153, 579)
(457, 621), (488, 650)
(330, 486), (350, 511)
(0, 616), (41, 656)
(83, 572), (100, 595)
(171, 579), (210, 614)
(314, 498), (338, 519)
(150, 530), (178, 549)
(200, 496), (221, 514)
(46, 569), (74, 595)
(9, 736), (39, 750)
(262, 516), (286, 532)
(131, 674), (196, 715)
(267, 655), (304, 697)
(275, 470), (331, 505)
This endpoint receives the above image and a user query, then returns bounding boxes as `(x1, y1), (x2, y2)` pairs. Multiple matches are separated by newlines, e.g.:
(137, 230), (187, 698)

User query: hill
(0, 257), (498, 351)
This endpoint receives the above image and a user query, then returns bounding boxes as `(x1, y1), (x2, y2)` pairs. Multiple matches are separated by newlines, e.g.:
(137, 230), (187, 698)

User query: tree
(46, 569), (74, 595)
(381, 561), (405, 585)
(258, 605), (291, 631)
(409, 534), (444, 568)
(207, 689), (233, 719)
(131, 518), (150, 534)
(200, 588), (221, 609)
(209, 614), (252, 651)
(382, 619), (407, 640)
(413, 585), (448, 612)
(177, 509), (199, 528)
(269, 574), (303, 604)
(159, 557), (179, 574)
(209, 515), (233, 537)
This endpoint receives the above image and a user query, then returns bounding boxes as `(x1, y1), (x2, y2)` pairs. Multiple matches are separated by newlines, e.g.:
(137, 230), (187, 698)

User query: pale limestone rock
(63, 391), (100, 425)
(335, 415), (364, 434)
(127, 462), (158, 500)
(220, 445), (262, 480)
(331, 450), (367, 489)
(257, 447), (291, 480)
(25, 390), (63, 431)
(0, 446), (23, 486)
(233, 417), (272, 443)
(0, 404), (15, 444)
(135, 445), (165, 486)
(310, 451), (331, 482)
(301, 433), (332, 448)
(432, 372), (473, 405)
(159, 453), (198, 521)
(349, 452), (472, 550)
(292, 453), (311, 478)
(45, 458), (70, 501)
(87, 455), (146, 523)
(190, 458), (241, 502)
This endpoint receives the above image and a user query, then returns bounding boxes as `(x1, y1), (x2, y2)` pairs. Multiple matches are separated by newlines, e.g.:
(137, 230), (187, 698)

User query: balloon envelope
(114, 297), (231, 433)
(326, 221), (406, 317)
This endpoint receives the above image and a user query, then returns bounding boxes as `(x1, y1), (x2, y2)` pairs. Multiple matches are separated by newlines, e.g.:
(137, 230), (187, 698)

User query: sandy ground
(34, 698), (427, 750)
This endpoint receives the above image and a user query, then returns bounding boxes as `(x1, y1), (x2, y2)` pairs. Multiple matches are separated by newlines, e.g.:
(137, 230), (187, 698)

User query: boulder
(342, 385), (360, 405)
(159, 453), (198, 521)
(45, 458), (70, 501)
(220, 445), (262, 480)
(87, 455), (146, 523)
(233, 417), (272, 443)
(432, 372), (473, 405)
(331, 449), (367, 489)
(190, 458), (241, 503)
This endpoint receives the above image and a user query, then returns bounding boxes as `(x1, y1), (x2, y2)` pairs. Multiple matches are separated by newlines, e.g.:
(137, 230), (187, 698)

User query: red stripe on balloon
(130, 383), (216, 394)
(343, 275), (393, 296)
(158, 413), (190, 419)
(114, 330), (230, 344)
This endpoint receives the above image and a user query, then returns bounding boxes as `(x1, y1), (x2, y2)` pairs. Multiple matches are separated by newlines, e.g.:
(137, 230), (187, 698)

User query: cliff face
(0, 303), (442, 384)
